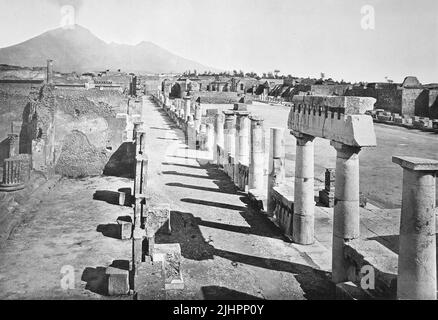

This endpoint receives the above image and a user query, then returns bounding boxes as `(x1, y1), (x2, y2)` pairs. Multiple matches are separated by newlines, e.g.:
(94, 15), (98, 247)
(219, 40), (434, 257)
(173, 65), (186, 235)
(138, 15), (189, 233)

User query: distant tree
(320, 72), (325, 80)
(267, 72), (274, 79)
(262, 73), (267, 78)
(274, 70), (280, 78)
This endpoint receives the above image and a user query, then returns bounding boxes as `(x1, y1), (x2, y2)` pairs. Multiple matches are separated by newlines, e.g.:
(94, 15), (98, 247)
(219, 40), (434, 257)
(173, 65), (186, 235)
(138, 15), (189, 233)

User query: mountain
(0, 25), (216, 74)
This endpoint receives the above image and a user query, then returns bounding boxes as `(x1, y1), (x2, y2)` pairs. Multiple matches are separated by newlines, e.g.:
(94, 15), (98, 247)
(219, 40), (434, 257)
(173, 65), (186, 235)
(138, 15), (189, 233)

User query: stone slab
(392, 156), (438, 171)
(134, 261), (165, 300)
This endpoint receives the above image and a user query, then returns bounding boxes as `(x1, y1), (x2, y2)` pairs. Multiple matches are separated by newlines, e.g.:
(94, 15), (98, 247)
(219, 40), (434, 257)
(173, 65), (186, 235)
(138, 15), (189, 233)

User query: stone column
(249, 115), (265, 191)
(330, 141), (361, 283)
(8, 133), (19, 158)
(206, 123), (214, 158)
(392, 156), (438, 300)
(214, 114), (225, 166)
(184, 96), (191, 122)
(292, 132), (315, 245)
(194, 101), (202, 132)
(267, 128), (285, 216)
(223, 111), (236, 173)
(234, 112), (250, 187)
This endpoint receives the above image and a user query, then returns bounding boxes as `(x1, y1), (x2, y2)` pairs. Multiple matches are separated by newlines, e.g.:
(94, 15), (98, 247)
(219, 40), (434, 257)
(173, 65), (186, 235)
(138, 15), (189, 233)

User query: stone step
(344, 239), (398, 299)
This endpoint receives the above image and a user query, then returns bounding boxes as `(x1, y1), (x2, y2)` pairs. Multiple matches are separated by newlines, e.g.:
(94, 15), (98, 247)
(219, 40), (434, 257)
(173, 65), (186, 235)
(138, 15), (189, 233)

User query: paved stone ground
(0, 96), (335, 300)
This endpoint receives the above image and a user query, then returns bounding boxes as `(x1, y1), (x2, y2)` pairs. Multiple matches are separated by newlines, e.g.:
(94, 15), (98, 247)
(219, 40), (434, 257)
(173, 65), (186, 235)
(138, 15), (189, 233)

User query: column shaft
(292, 134), (315, 244)
(267, 128), (285, 217)
(249, 116), (265, 191)
(397, 169), (436, 299)
(331, 142), (361, 283)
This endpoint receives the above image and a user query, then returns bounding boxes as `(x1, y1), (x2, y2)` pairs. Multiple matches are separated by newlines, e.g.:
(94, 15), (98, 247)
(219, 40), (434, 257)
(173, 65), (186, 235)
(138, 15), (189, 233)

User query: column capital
(249, 115), (264, 124)
(330, 140), (361, 154)
(291, 131), (314, 143)
(235, 111), (250, 118)
(392, 156), (438, 172)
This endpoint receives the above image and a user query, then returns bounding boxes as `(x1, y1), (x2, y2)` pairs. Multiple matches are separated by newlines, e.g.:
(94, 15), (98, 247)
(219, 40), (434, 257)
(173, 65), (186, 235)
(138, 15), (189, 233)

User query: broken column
(0, 155), (31, 192)
(392, 156), (438, 300)
(292, 132), (315, 245)
(267, 127), (285, 217)
(248, 115), (265, 192)
(319, 168), (335, 207)
(331, 142), (361, 283)
(214, 113), (225, 166)
(7, 133), (19, 158)
(46, 59), (53, 85)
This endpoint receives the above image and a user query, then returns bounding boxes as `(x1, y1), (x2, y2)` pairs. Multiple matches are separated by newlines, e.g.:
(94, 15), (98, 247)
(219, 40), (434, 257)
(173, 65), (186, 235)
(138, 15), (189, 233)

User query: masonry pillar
(234, 112), (250, 186)
(214, 114), (225, 165)
(330, 141), (361, 283)
(223, 111), (236, 173)
(267, 128), (285, 217)
(392, 156), (438, 300)
(291, 132), (315, 244)
(249, 115), (265, 191)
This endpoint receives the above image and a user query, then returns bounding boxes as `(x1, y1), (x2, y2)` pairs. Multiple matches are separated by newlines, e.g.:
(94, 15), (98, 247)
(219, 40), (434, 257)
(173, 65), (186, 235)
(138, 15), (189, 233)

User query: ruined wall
(428, 89), (438, 119)
(345, 86), (402, 113)
(0, 83), (41, 164)
(401, 88), (429, 117)
(310, 84), (351, 96)
(189, 91), (242, 104)
(52, 88), (127, 177)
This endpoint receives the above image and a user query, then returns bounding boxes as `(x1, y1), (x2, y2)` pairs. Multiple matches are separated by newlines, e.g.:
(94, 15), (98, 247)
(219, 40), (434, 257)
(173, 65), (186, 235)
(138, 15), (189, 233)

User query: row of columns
(156, 92), (438, 300)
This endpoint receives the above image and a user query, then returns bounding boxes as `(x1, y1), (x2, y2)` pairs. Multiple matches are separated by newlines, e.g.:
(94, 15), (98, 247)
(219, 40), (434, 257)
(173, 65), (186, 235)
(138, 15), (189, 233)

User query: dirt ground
(0, 97), (334, 300)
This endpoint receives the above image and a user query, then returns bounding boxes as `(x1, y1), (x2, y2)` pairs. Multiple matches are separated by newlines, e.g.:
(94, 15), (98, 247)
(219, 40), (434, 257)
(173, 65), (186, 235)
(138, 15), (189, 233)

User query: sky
(0, 0), (437, 83)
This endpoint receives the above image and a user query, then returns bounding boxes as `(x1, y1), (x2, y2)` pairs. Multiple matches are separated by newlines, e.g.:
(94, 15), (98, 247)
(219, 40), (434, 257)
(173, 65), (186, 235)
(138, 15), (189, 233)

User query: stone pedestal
(331, 142), (361, 283)
(292, 133), (315, 245)
(392, 156), (438, 300)
(249, 115), (265, 191)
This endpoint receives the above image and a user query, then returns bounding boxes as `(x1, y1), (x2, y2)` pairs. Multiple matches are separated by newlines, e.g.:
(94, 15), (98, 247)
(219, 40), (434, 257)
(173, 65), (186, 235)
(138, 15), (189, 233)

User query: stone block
(144, 204), (171, 237)
(117, 217), (132, 240)
(106, 267), (130, 296)
(163, 251), (184, 290)
(134, 261), (165, 300)
(319, 189), (334, 207)
(152, 243), (181, 262)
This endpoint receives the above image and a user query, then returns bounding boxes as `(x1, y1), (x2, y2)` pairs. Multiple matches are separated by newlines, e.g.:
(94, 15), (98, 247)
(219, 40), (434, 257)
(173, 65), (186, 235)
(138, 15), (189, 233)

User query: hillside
(0, 25), (215, 74)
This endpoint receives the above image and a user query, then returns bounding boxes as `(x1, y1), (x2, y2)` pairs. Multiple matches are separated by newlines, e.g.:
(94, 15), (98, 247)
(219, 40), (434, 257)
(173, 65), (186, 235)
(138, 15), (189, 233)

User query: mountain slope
(0, 25), (215, 73)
